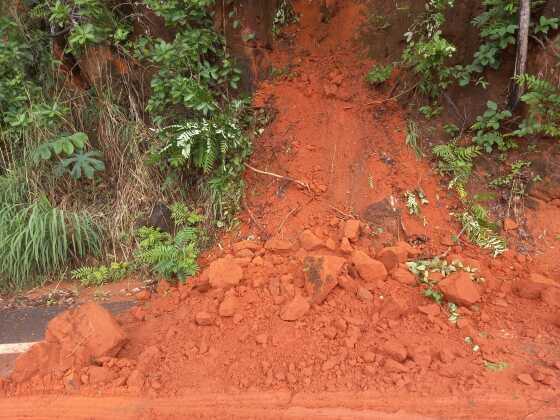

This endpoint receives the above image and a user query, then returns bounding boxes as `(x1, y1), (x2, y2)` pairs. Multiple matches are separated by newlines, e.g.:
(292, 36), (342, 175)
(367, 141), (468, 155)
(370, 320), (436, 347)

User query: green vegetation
(0, 0), (258, 292)
(471, 101), (514, 153)
(401, 0), (456, 98)
(365, 64), (393, 85)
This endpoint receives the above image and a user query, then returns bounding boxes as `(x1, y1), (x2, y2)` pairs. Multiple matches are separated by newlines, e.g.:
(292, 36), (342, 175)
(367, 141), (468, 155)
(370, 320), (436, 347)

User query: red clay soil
(2, 1), (560, 418)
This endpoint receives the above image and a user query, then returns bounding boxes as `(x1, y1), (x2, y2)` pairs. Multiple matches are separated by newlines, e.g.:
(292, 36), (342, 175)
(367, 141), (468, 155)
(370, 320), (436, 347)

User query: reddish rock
(338, 275), (360, 293)
(87, 365), (116, 384)
(395, 241), (420, 258)
(351, 250), (387, 283)
(343, 219), (361, 242)
(232, 240), (261, 253)
(299, 230), (323, 251)
(255, 334), (268, 345)
(380, 295), (410, 320)
(382, 339), (408, 362)
(195, 311), (214, 326)
(126, 369), (145, 390)
(265, 238), (293, 252)
(384, 359), (407, 373)
(357, 287), (373, 301)
(11, 342), (60, 383)
(12, 303), (127, 383)
(541, 287), (560, 307)
(304, 255), (346, 304)
(340, 237), (353, 254)
(410, 346), (432, 369)
(392, 266), (416, 285)
(418, 303), (441, 317)
(362, 351), (376, 363)
(325, 238), (337, 251)
(131, 306), (146, 321)
(514, 273), (558, 299)
(207, 257), (243, 290)
(235, 248), (254, 258)
(219, 294), (239, 317)
(438, 272), (481, 306)
(135, 290), (151, 301)
(377, 247), (407, 270)
(280, 294), (310, 321)
(517, 373), (535, 386)
(503, 218), (518, 231)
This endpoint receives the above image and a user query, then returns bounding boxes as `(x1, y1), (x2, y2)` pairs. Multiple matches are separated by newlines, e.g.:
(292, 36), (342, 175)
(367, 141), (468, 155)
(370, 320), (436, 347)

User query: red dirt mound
(2, 1), (560, 418)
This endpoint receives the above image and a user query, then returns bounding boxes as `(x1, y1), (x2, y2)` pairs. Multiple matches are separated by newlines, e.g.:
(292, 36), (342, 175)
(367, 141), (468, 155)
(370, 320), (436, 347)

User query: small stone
(88, 366), (115, 384)
(135, 290), (151, 301)
(235, 249), (254, 258)
(325, 238), (337, 251)
(418, 303), (440, 317)
(380, 295), (409, 320)
(384, 359), (407, 373)
(541, 287), (560, 307)
(63, 370), (80, 391)
(280, 294), (310, 321)
(363, 365), (377, 376)
(503, 218), (518, 231)
(334, 317), (347, 332)
(439, 349), (455, 364)
(438, 271), (481, 306)
(362, 351), (376, 363)
(299, 230), (323, 251)
(232, 240), (261, 253)
(219, 294), (238, 317)
(131, 306), (146, 321)
(517, 373), (535, 386)
(392, 266), (416, 285)
(126, 370), (145, 390)
(207, 258), (243, 290)
(338, 275), (359, 293)
(410, 346), (432, 369)
(351, 250), (387, 283)
(255, 334), (268, 345)
(343, 219), (361, 242)
(252, 256), (264, 266)
(339, 237), (353, 254)
(377, 247), (407, 271)
(514, 273), (558, 300)
(382, 339), (408, 362)
(357, 287), (373, 301)
(195, 311), (214, 326)
(265, 238), (293, 252)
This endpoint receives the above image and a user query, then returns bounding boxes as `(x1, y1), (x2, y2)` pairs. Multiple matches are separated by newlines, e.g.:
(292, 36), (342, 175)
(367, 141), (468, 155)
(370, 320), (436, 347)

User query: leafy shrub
(365, 64), (393, 85)
(515, 75), (560, 138)
(402, 0), (456, 98)
(71, 262), (130, 287)
(433, 142), (481, 199)
(471, 101), (514, 153)
(134, 203), (202, 280)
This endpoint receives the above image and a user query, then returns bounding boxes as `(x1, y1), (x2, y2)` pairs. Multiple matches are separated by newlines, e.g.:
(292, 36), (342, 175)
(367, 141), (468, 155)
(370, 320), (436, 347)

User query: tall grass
(0, 173), (101, 291)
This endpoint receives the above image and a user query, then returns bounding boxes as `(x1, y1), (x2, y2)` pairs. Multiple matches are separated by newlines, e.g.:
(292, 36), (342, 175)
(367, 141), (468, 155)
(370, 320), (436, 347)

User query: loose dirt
(2, 1), (560, 418)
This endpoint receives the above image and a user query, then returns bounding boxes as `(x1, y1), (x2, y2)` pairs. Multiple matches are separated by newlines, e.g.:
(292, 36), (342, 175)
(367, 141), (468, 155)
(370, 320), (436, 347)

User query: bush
(0, 174), (101, 291)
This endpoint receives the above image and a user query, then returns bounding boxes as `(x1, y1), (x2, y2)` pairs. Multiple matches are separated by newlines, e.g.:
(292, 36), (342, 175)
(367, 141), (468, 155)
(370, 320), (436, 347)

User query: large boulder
(438, 272), (481, 306)
(304, 255), (346, 304)
(11, 303), (127, 383)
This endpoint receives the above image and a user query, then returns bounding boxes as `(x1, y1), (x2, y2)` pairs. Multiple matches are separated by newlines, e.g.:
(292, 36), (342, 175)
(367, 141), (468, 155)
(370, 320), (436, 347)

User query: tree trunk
(508, 0), (531, 110)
